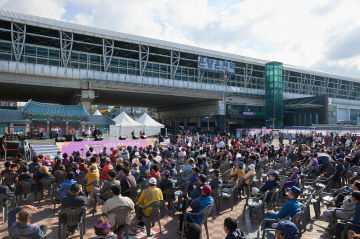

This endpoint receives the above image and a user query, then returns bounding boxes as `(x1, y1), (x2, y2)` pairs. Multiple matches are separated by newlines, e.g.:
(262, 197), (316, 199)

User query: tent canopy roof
(136, 113), (164, 127)
(93, 110), (102, 115)
(113, 112), (142, 126)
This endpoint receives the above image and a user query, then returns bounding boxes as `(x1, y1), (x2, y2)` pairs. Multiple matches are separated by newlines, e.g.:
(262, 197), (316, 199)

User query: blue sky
(1, 0), (360, 78)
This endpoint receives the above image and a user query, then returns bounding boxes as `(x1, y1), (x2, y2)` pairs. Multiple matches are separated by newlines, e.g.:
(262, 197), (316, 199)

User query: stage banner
(56, 139), (154, 155)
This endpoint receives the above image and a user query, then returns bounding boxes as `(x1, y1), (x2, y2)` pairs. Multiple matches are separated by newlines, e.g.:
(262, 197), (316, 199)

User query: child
(93, 215), (117, 239)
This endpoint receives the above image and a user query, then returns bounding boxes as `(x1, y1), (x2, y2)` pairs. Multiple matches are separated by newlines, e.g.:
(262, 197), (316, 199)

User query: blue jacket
(189, 195), (214, 224)
(190, 183), (206, 199)
(209, 178), (222, 189)
(271, 199), (301, 219)
(260, 180), (278, 193)
(350, 202), (360, 224)
(8, 207), (44, 239)
(59, 179), (76, 198)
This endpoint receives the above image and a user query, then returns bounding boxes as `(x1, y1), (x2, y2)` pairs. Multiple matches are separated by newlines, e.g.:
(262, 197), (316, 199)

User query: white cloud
(0, 0), (65, 20)
(1, 0), (360, 77)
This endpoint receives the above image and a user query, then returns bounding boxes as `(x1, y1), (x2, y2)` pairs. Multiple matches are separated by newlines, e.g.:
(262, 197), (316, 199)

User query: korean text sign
(198, 56), (235, 75)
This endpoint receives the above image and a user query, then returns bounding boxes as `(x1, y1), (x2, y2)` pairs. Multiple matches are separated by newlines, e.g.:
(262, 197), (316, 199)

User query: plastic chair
(107, 206), (133, 239)
(53, 186), (70, 211)
(0, 193), (15, 223)
(163, 187), (177, 213)
(181, 204), (213, 239)
(93, 187), (112, 216)
(128, 186), (139, 202)
(135, 200), (163, 237)
(38, 177), (55, 203)
(2, 172), (17, 189)
(58, 207), (86, 239)
(16, 180), (35, 206)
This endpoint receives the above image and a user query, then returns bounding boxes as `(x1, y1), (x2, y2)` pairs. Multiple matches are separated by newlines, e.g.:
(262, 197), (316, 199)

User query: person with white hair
(244, 164), (256, 185)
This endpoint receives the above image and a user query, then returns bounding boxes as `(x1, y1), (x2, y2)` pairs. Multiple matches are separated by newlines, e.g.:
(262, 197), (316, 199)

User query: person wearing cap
(59, 183), (87, 236)
(93, 215), (117, 239)
(190, 174), (208, 199)
(102, 186), (134, 231)
(120, 168), (136, 197)
(188, 167), (201, 191)
(168, 161), (177, 177)
(209, 169), (222, 190)
(334, 159), (345, 188)
(272, 220), (299, 239)
(136, 177), (163, 226)
(252, 172), (279, 200)
(230, 161), (245, 182)
(224, 217), (249, 239)
(177, 185), (214, 233)
(159, 170), (174, 192)
(335, 191), (360, 238)
(264, 186), (301, 228)
(101, 158), (114, 181)
(283, 167), (299, 189)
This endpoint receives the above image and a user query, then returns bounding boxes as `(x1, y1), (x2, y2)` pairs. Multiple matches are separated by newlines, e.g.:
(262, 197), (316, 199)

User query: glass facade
(265, 62), (283, 128)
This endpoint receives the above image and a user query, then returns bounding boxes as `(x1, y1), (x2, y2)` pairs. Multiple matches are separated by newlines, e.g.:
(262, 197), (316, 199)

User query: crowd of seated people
(3, 131), (360, 238)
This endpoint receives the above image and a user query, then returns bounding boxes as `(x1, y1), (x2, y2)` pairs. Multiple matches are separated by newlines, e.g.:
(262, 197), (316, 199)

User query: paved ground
(0, 188), (333, 239)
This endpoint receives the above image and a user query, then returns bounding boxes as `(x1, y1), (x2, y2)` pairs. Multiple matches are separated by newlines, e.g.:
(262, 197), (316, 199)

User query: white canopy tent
(93, 110), (102, 115)
(109, 112), (143, 138)
(136, 113), (164, 136)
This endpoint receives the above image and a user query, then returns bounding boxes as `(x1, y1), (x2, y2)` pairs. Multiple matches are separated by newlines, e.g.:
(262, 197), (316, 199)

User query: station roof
(22, 100), (89, 116)
(0, 109), (26, 123)
(1, 9), (360, 83)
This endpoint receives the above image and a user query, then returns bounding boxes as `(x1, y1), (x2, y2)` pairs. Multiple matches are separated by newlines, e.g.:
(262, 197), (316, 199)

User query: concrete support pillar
(65, 121), (69, 135)
(79, 90), (95, 113)
(196, 117), (201, 129)
(9, 123), (14, 134)
(46, 121), (50, 134)
(25, 123), (30, 134)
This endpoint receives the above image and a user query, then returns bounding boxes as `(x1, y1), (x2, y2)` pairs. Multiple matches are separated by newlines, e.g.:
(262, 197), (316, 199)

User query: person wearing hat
(93, 215), (117, 239)
(230, 161), (245, 182)
(190, 174), (208, 199)
(284, 167), (299, 189)
(159, 170), (174, 192)
(188, 167), (201, 191)
(334, 158), (345, 188)
(224, 217), (249, 239)
(335, 191), (360, 238)
(168, 161), (177, 177)
(264, 186), (301, 228)
(136, 177), (163, 225)
(209, 169), (222, 190)
(272, 220), (299, 239)
(177, 185), (214, 234)
(59, 183), (88, 236)
(252, 172), (279, 200)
